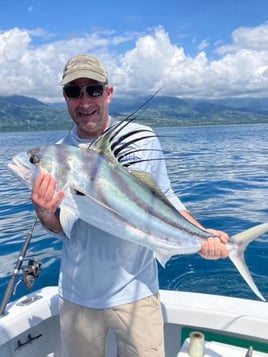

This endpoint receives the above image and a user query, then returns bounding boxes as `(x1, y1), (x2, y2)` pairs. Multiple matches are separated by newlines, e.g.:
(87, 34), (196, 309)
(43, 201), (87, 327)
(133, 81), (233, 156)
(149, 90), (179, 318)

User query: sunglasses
(63, 84), (105, 99)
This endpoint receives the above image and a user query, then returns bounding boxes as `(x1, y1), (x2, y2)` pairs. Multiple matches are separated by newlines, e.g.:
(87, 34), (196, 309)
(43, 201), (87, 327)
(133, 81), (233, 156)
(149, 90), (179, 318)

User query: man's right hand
(32, 173), (64, 233)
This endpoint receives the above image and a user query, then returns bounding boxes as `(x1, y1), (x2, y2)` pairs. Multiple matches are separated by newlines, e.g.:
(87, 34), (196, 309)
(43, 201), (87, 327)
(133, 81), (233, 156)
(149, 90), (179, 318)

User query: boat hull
(0, 287), (268, 356)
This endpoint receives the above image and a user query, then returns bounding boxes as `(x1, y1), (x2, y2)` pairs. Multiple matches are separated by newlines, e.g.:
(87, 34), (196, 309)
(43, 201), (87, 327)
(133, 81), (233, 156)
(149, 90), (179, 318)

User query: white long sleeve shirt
(56, 119), (186, 308)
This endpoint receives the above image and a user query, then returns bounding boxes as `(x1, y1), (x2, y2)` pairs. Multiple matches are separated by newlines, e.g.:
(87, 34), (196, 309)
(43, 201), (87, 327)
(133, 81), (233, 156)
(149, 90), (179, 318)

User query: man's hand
(32, 173), (64, 212)
(199, 229), (229, 260)
(32, 173), (64, 233)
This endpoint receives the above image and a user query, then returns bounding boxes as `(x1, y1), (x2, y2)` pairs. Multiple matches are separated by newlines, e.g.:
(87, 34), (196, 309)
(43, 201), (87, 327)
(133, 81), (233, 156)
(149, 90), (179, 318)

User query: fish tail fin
(228, 223), (268, 302)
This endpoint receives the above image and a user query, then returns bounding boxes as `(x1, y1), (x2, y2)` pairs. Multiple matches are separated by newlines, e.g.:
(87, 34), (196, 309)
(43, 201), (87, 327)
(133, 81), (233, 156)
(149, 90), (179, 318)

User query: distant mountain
(1, 94), (268, 132)
(109, 96), (188, 113)
(204, 97), (268, 113)
(0, 95), (46, 106)
(110, 95), (268, 113)
(0, 95), (70, 132)
(110, 95), (268, 127)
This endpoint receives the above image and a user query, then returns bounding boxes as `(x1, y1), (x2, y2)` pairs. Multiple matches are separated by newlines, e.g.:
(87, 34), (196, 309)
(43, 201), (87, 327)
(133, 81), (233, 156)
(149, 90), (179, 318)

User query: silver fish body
(9, 144), (211, 255)
(8, 129), (268, 301)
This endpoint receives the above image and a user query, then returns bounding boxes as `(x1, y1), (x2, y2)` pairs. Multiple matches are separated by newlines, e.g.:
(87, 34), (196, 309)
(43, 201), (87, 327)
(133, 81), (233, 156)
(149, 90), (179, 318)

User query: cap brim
(61, 69), (107, 85)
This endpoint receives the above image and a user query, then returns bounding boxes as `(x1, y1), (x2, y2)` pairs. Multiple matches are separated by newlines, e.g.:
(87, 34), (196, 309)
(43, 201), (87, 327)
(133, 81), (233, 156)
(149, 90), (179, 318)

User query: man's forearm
(35, 207), (63, 233)
(179, 210), (206, 230)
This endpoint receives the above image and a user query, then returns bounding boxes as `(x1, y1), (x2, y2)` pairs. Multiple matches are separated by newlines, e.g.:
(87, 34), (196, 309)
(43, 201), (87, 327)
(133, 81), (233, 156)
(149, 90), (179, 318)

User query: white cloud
(1, 24), (268, 102)
(217, 22), (268, 54)
(198, 39), (210, 52)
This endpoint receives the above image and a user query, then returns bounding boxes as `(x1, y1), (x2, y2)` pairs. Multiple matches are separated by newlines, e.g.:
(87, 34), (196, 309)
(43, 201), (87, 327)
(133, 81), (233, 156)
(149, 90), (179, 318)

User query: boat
(0, 217), (267, 356)
(0, 285), (268, 356)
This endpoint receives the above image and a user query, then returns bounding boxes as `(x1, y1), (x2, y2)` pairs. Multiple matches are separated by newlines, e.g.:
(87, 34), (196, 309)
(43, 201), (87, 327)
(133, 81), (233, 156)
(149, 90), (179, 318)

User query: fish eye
(29, 154), (40, 164)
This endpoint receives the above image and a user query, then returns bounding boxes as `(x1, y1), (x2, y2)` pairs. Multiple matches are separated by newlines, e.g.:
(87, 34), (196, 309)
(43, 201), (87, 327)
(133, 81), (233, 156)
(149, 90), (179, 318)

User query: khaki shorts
(59, 294), (164, 357)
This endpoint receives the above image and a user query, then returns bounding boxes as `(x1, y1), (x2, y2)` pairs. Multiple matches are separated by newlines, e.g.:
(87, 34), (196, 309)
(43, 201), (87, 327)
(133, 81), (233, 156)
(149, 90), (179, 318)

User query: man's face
(63, 78), (113, 139)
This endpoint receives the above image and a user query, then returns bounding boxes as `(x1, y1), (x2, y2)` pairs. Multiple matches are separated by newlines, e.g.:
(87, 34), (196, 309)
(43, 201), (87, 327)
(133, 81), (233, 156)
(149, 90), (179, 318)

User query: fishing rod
(0, 217), (40, 316)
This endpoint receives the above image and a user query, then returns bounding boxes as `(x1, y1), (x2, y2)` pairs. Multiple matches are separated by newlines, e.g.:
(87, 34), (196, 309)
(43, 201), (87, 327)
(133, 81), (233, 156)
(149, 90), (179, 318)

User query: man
(32, 54), (229, 357)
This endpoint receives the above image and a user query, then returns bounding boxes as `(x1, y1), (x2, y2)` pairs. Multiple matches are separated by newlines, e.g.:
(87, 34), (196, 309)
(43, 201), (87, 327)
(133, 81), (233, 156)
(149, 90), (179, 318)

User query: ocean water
(0, 124), (268, 304)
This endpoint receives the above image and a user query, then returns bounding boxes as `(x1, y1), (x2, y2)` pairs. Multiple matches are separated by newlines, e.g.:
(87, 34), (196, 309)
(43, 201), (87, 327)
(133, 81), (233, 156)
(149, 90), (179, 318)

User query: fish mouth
(8, 158), (33, 182)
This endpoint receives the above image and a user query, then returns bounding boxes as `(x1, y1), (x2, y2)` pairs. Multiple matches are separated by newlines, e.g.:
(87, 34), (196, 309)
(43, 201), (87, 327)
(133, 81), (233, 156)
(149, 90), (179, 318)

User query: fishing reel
(13, 258), (42, 295)
(22, 258), (42, 289)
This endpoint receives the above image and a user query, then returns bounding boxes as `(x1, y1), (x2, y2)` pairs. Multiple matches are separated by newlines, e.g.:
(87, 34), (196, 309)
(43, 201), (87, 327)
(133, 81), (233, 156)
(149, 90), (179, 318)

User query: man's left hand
(199, 229), (229, 260)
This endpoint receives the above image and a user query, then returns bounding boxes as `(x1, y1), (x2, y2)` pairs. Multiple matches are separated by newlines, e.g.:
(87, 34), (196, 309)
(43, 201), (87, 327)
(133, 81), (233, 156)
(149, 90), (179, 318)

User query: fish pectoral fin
(70, 184), (120, 216)
(228, 222), (268, 302)
(60, 205), (79, 238)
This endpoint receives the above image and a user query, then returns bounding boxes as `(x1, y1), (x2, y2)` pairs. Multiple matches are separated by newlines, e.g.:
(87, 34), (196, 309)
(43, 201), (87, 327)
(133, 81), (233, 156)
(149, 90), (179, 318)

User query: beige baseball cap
(61, 54), (109, 85)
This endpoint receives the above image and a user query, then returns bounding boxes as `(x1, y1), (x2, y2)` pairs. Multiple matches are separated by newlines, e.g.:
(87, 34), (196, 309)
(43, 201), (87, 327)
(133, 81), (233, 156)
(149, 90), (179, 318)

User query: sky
(2, 0), (268, 103)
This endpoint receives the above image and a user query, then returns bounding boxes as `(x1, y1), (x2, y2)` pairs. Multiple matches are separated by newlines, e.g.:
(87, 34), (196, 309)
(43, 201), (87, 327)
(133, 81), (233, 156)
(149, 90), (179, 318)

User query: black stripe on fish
(111, 129), (155, 152)
(86, 87), (175, 167)
(107, 160), (210, 237)
(112, 132), (157, 158)
(104, 88), (162, 143)
(121, 157), (177, 168)
(117, 148), (163, 164)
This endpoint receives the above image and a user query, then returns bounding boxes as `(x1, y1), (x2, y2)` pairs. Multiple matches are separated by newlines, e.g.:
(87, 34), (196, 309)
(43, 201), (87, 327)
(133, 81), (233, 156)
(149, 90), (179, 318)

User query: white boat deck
(0, 286), (268, 356)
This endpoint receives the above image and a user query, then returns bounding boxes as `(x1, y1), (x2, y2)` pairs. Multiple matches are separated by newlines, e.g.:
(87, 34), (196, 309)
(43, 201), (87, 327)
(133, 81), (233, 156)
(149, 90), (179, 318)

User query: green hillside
(1, 95), (268, 132)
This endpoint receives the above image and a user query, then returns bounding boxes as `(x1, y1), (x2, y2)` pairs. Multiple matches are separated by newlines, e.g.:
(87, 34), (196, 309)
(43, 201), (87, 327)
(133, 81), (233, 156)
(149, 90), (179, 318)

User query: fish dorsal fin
(88, 125), (158, 165)
(87, 88), (164, 160)
(87, 132), (114, 160)
(130, 169), (176, 209)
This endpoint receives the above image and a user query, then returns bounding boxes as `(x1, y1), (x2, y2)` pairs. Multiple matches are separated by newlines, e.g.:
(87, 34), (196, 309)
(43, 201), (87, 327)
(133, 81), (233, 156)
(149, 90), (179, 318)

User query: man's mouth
(80, 110), (96, 115)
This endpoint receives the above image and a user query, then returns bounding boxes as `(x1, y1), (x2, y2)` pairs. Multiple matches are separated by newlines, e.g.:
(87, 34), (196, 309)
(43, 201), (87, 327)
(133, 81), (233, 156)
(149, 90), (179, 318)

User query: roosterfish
(8, 118), (268, 302)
